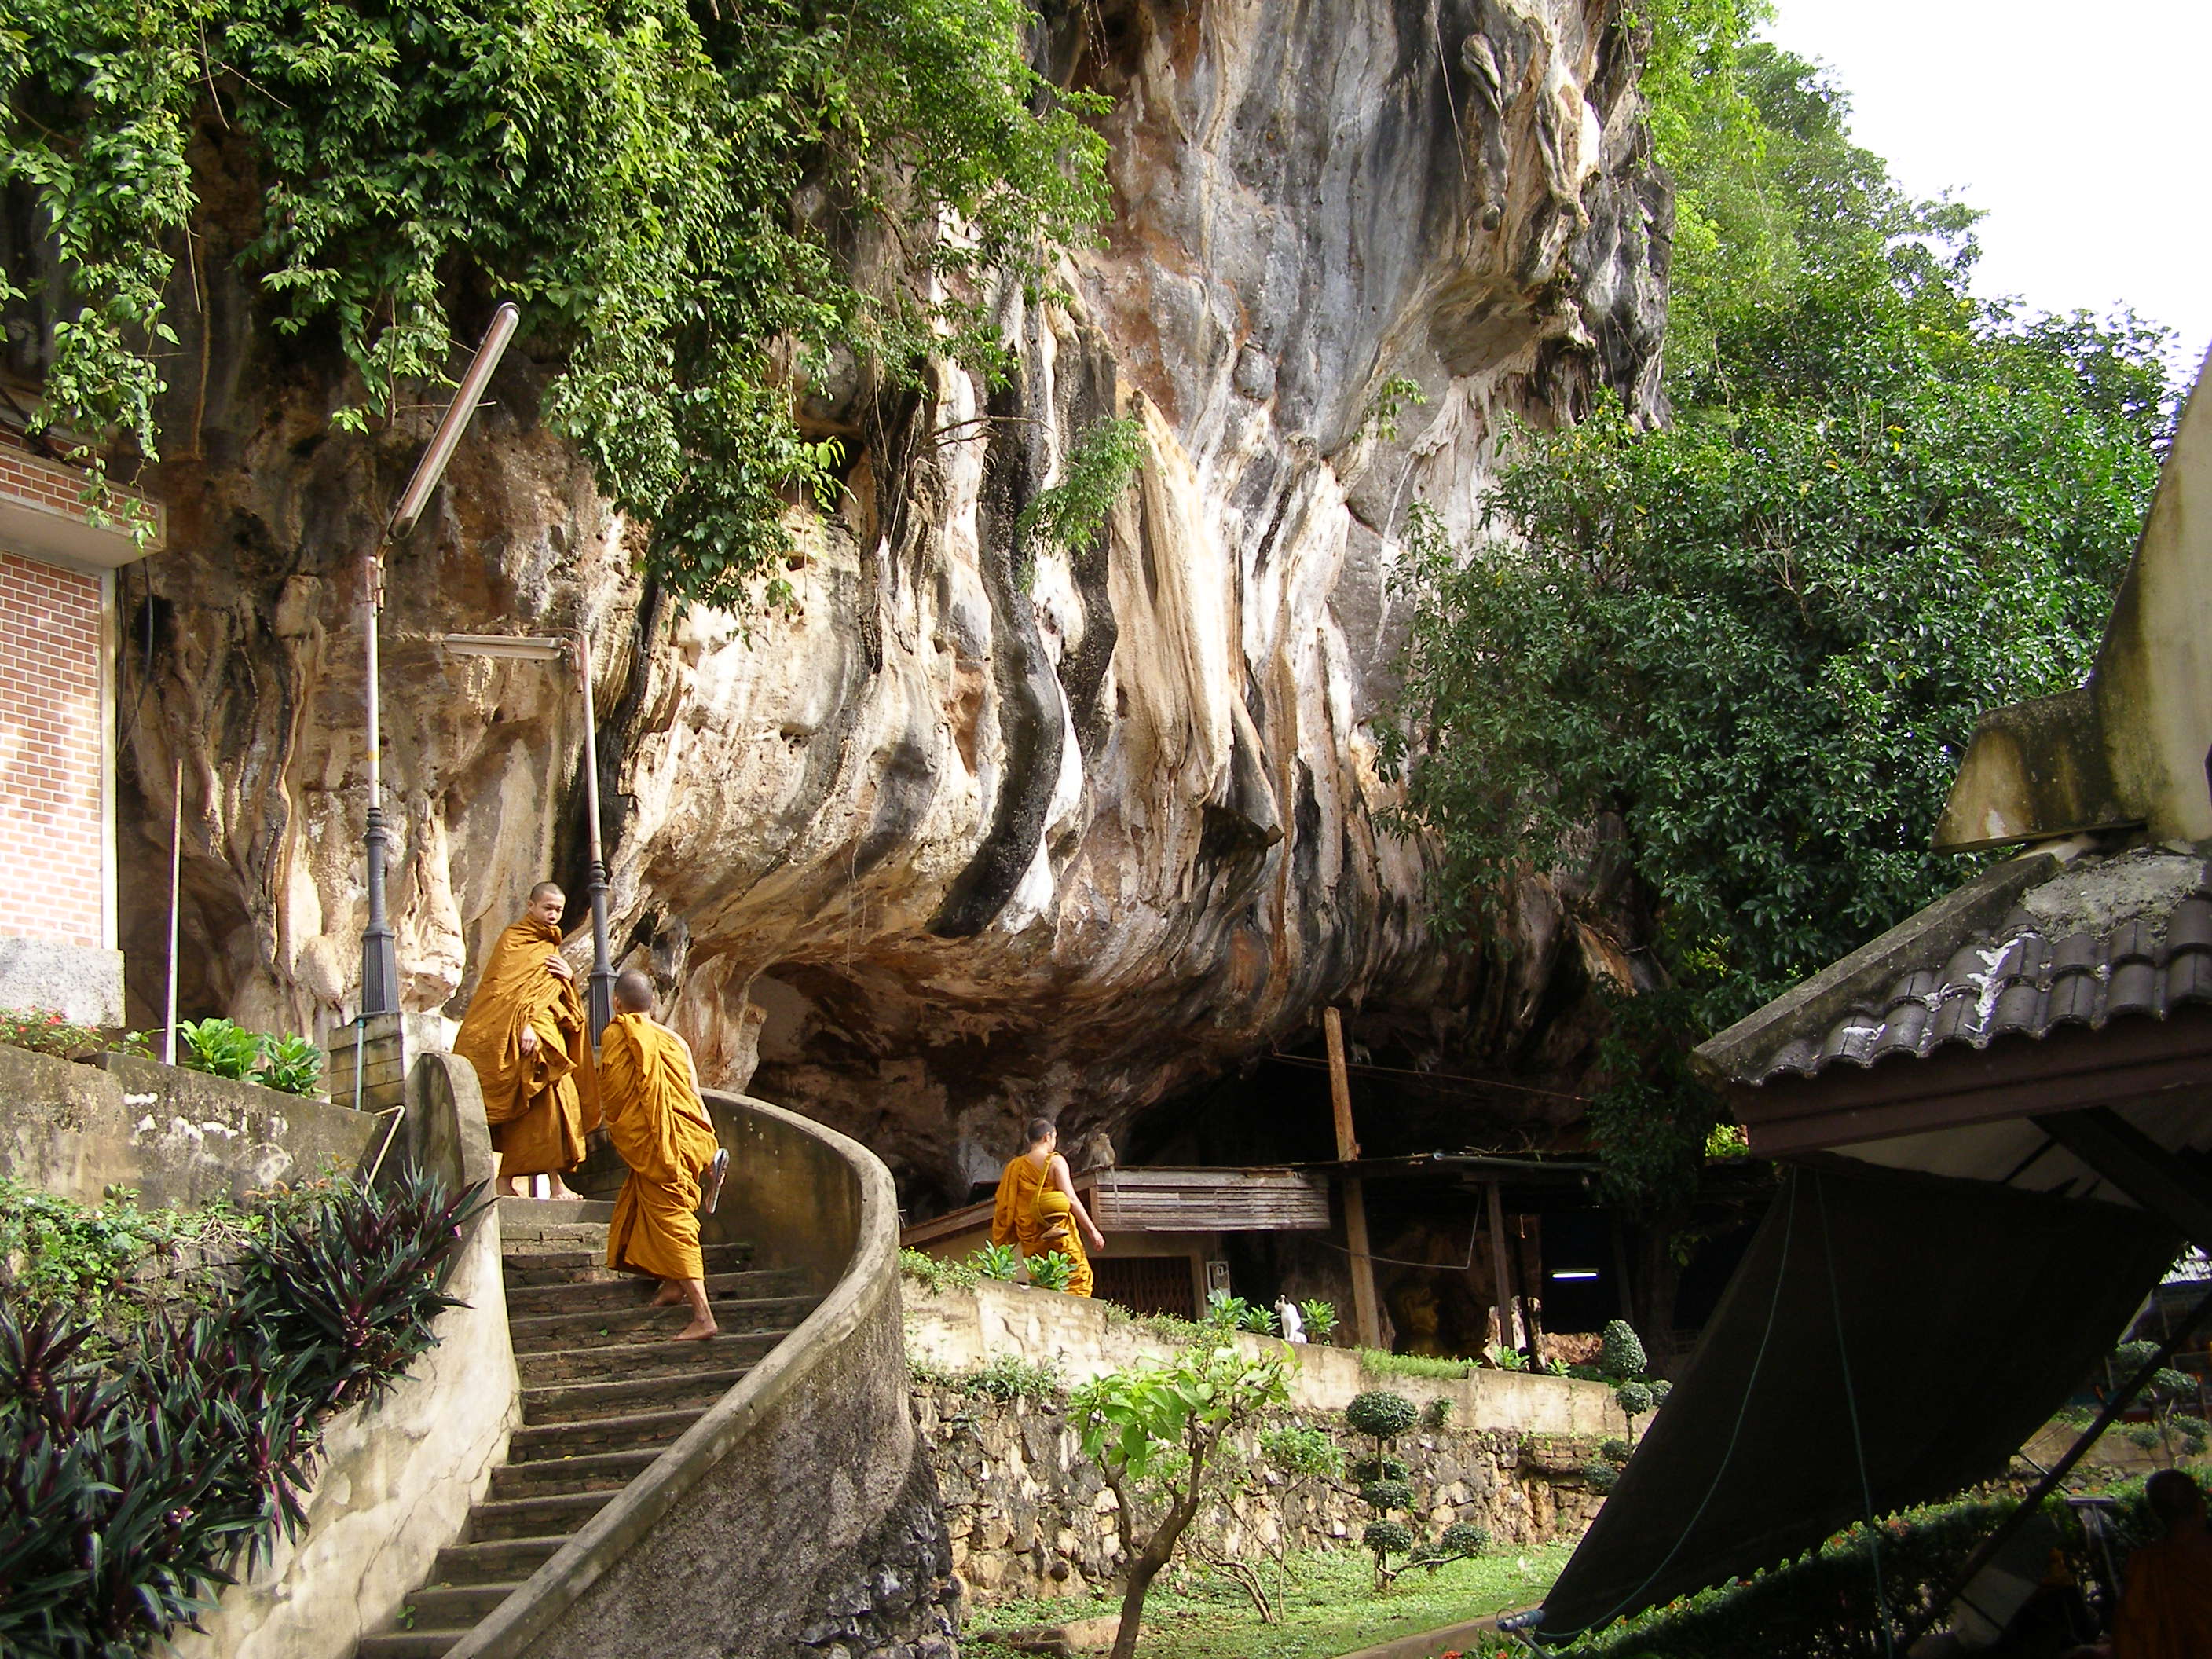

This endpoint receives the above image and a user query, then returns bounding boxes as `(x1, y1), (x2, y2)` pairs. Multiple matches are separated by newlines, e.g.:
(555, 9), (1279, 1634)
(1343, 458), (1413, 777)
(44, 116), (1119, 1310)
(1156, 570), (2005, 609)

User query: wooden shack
(900, 1166), (1331, 1318)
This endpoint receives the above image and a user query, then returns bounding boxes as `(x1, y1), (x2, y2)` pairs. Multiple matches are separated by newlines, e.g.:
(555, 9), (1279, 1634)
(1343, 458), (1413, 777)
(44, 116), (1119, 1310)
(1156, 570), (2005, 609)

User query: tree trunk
(1108, 1483), (1207, 1659)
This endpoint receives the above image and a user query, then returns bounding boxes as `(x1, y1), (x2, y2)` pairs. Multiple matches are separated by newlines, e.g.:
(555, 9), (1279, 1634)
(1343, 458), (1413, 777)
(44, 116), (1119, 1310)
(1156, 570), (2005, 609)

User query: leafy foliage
(2, 0), (1111, 610)
(1361, 1478), (1415, 1513)
(0, 1170), (480, 1656)
(1599, 1320), (1649, 1382)
(1613, 1381), (1656, 1423)
(1068, 1342), (1295, 1659)
(1297, 1299), (1339, 1343)
(912, 1351), (1064, 1403)
(1258, 1424), (1344, 1482)
(1385, 34), (2171, 1216)
(970, 1242), (1022, 1281)
(1346, 1390), (1420, 1443)
(174, 1017), (324, 1097)
(0, 1009), (148, 1060)
(1026, 1250), (1077, 1293)
(1421, 1397), (1455, 1430)
(1016, 415), (1149, 578)
(1352, 1454), (1411, 1485)
(896, 1246), (979, 1293)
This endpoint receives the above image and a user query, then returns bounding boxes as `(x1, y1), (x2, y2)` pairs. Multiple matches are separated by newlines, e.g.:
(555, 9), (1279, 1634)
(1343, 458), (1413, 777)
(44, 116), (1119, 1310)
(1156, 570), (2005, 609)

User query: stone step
(506, 1404), (707, 1463)
(502, 1265), (804, 1316)
(466, 1488), (618, 1543)
(428, 1533), (566, 1588)
(398, 1581), (522, 1630)
(496, 1195), (616, 1232)
(357, 1631), (470, 1659)
(507, 1294), (816, 1353)
(499, 1241), (755, 1287)
(521, 1366), (753, 1426)
(516, 1329), (790, 1385)
(489, 1447), (662, 1500)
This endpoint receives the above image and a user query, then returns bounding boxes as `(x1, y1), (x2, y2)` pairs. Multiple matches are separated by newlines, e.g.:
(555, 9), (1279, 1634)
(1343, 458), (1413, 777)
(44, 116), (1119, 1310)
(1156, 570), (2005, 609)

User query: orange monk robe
(452, 917), (599, 1177)
(599, 1010), (719, 1282)
(2114, 1531), (2212, 1659)
(1032, 1186), (1093, 1297)
(990, 1155), (1047, 1256)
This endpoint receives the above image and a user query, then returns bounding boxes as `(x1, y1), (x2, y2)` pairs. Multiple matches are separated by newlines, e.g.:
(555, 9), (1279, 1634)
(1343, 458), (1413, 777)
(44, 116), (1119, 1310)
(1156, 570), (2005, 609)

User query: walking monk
(453, 883), (599, 1199)
(989, 1118), (1106, 1297)
(599, 969), (727, 1342)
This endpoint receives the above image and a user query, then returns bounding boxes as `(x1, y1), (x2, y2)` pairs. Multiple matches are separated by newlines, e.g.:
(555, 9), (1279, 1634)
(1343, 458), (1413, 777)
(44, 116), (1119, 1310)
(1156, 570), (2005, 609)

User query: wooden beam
(1326, 1008), (1382, 1350)
(2032, 1108), (2212, 1247)
(1487, 1177), (1522, 1351)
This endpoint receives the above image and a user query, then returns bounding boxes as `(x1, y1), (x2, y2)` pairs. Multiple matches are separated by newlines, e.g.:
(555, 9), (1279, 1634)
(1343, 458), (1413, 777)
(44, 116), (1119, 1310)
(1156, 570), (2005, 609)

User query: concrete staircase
(355, 1199), (819, 1659)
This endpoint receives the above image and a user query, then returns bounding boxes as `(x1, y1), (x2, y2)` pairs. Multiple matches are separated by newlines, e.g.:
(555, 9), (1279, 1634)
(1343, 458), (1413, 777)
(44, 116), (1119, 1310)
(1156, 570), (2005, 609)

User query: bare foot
(650, 1284), (687, 1307)
(672, 1318), (718, 1342)
(545, 1179), (584, 1200)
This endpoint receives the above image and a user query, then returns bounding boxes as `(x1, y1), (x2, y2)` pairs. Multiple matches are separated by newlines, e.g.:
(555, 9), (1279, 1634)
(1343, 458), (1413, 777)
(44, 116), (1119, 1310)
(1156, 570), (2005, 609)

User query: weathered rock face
(114, 0), (1668, 1207)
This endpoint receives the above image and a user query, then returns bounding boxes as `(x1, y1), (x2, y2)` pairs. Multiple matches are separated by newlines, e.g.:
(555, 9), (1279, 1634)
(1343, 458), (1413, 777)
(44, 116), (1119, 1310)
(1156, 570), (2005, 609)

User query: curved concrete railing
(446, 1090), (921, 1659)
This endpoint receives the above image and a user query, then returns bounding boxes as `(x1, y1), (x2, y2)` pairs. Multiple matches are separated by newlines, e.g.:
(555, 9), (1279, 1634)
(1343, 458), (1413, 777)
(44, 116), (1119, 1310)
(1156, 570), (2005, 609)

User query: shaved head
(529, 881), (565, 904)
(614, 968), (657, 1013)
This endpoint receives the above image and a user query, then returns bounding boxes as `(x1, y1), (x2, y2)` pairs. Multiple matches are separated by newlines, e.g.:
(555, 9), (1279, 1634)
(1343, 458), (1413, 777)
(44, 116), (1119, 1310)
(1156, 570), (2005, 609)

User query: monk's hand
(1086, 1228), (1107, 1254)
(518, 1026), (540, 1057)
(544, 954), (574, 982)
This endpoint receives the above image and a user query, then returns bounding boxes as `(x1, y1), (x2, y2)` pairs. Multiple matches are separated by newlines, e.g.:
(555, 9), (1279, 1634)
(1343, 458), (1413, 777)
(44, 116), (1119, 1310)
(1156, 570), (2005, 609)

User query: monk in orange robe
(600, 969), (725, 1341)
(2113, 1468), (2212, 1659)
(989, 1117), (1104, 1297)
(452, 883), (599, 1199)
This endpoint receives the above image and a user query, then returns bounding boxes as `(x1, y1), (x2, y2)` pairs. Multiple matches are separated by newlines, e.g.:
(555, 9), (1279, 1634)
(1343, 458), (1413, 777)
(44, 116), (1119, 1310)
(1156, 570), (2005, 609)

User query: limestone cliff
(113, 0), (1668, 1205)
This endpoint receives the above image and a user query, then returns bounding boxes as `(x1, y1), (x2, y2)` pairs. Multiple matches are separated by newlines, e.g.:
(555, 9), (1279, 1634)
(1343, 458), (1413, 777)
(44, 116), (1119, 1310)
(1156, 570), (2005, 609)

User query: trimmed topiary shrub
(1600, 1319), (1648, 1380)
(1347, 1390), (1420, 1441)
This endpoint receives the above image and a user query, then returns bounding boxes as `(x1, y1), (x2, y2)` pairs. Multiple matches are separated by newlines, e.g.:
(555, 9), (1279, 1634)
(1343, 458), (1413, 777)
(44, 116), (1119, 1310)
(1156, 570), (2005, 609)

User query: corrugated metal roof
(1747, 885), (2212, 1085)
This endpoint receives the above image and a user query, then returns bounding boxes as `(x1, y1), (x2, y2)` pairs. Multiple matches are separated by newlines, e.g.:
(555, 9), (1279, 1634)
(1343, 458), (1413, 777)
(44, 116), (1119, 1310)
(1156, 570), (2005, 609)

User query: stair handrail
(441, 1090), (905, 1659)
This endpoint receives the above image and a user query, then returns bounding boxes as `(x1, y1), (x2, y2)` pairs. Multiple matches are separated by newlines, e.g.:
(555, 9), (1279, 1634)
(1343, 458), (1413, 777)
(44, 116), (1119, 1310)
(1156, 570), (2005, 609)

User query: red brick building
(0, 437), (163, 1023)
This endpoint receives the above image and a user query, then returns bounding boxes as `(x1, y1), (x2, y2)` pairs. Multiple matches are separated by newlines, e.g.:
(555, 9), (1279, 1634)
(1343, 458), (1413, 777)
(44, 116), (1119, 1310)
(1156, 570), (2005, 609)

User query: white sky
(1761, 1), (2212, 385)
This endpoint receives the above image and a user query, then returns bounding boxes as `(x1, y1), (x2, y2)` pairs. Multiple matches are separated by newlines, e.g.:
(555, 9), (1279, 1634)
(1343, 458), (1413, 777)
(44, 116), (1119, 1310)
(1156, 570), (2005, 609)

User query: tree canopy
(0, 0), (1108, 606)
(1386, 11), (2174, 1214)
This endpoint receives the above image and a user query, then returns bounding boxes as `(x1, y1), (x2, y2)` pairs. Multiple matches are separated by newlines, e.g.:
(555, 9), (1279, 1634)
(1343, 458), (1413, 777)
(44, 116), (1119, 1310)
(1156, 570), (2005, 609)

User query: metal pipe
(164, 756), (181, 1064)
(576, 626), (614, 1041)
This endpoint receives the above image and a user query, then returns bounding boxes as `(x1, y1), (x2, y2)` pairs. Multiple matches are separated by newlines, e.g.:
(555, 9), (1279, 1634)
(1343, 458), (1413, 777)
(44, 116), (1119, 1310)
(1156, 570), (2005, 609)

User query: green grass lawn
(964, 1541), (1573, 1659)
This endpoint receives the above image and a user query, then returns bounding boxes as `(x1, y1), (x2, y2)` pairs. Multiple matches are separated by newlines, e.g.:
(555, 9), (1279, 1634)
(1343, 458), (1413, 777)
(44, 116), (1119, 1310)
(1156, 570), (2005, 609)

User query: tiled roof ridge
(1753, 886), (2212, 1082)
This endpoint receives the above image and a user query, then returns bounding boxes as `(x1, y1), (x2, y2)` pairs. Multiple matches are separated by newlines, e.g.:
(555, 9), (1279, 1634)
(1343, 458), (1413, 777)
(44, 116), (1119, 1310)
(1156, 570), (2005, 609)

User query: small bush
(1260, 1424), (1343, 1480)
(1361, 1348), (1476, 1380)
(1203, 1290), (1275, 1334)
(1027, 1251), (1076, 1292)
(969, 1242), (1021, 1281)
(1347, 1390), (1420, 1441)
(1422, 1397), (1456, 1430)
(1485, 1343), (1526, 1372)
(1360, 1478), (1415, 1513)
(1583, 1459), (1621, 1492)
(1614, 1380), (1656, 1421)
(1438, 1520), (1490, 1557)
(255, 1033), (324, 1097)
(1298, 1298), (1339, 1342)
(2124, 1423), (2163, 1451)
(1362, 1518), (1414, 1555)
(175, 1017), (325, 1097)
(1353, 1454), (1412, 1483)
(897, 1247), (979, 1292)
(913, 1353), (1064, 1403)
(1600, 1437), (1634, 1466)
(1600, 1319), (1647, 1380)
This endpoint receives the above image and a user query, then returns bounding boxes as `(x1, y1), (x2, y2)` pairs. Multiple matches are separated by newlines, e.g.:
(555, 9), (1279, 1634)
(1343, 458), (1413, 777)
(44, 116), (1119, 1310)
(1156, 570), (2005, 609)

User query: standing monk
(599, 969), (727, 1342)
(453, 883), (599, 1199)
(989, 1118), (1106, 1297)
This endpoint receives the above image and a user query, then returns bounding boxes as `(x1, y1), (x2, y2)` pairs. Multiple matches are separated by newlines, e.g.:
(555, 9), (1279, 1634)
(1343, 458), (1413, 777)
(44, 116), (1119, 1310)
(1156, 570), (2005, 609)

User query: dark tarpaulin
(1536, 1159), (2177, 1641)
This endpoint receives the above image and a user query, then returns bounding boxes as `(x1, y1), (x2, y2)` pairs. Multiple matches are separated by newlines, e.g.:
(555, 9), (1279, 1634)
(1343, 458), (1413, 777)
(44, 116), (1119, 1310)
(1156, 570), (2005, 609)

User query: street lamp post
(359, 302), (519, 1017)
(436, 630), (617, 1041)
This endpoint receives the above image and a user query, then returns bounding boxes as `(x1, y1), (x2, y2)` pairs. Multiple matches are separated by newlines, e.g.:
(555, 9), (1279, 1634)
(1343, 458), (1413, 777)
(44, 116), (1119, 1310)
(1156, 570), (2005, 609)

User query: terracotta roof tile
(1732, 867), (2212, 1084)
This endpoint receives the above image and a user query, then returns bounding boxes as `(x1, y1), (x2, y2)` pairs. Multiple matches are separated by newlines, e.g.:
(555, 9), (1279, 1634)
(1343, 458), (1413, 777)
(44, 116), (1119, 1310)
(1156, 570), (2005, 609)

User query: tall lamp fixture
(359, 302), (520, 1016)
(434, 631), (617, 1041)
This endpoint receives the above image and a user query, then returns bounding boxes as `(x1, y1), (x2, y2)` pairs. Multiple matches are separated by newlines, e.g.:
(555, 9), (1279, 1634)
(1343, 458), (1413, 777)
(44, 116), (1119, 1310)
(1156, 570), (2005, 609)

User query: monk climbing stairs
(353, 1199), (821, 1659)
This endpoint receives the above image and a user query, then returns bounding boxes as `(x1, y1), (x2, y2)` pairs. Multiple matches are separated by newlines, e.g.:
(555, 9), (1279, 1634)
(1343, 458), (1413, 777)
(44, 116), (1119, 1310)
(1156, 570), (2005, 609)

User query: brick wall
(0, 548), (104, 947)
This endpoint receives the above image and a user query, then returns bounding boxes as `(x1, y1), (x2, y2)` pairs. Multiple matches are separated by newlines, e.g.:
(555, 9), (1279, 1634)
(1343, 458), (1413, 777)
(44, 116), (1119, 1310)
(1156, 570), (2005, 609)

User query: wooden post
(164, 757), (182, 1066)
(1324, 1008), (1382, 1350)
(1487, 1178), (1522, 1351)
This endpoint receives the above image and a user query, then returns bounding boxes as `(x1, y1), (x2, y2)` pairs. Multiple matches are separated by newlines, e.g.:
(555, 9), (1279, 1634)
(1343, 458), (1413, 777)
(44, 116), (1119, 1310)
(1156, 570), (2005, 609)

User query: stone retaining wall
(916, 1383), (1610, 1604)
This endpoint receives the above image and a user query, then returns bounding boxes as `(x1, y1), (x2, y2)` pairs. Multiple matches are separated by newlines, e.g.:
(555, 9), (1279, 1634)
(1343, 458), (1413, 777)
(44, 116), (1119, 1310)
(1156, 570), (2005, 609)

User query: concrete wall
(905, 1279), (1629, 1437)
(167, 1051), (515, 1659)
(450, 1091), (956, 1659)
(0, 1044), (383, 1207)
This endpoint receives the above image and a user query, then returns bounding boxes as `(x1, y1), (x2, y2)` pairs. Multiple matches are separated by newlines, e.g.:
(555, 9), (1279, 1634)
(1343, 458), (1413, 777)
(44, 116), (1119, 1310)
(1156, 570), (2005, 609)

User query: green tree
(2, 0), (1109, 607)
(1068, 1342), (1294, 1659)
(1382, 38), (2172, 1309)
